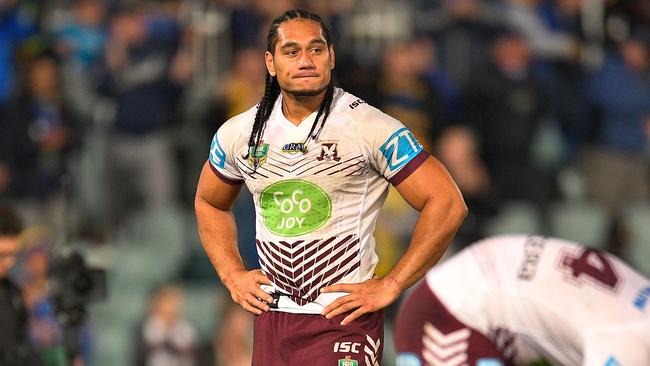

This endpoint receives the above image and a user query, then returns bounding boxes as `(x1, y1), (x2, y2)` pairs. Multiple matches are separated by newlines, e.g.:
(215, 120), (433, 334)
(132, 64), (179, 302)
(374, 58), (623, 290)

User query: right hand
(226, 269), (274, 315)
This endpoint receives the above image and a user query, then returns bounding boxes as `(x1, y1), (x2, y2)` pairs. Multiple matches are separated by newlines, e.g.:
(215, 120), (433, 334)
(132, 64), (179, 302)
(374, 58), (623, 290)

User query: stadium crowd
(0, 0), (648, 365)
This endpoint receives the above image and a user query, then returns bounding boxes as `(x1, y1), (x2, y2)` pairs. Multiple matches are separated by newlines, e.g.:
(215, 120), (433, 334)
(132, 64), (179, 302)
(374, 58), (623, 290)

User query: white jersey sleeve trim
(207, 108), (256, 184)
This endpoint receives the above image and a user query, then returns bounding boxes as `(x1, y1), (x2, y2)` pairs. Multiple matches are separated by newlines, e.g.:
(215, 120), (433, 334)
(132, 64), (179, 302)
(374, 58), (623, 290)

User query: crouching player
(395, 235), (650, 366)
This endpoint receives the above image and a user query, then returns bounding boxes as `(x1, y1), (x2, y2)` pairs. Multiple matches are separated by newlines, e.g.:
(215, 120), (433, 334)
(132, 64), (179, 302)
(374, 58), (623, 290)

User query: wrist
(381, 276), (403, 297)
(221, 268), (246, 291)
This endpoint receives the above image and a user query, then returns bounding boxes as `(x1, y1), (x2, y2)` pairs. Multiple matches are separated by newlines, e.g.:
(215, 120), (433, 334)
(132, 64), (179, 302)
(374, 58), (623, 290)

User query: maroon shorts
(394, 283), (511, 366)
(252, 310), (384, 366)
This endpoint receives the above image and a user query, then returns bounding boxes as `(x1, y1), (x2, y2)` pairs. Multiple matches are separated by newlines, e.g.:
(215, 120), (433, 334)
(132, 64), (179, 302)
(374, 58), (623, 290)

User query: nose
(297, 51), (315, 69)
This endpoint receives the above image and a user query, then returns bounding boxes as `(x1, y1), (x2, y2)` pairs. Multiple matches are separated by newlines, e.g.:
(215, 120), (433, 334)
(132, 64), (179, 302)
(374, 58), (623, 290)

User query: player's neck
(280, 90), (326, 126)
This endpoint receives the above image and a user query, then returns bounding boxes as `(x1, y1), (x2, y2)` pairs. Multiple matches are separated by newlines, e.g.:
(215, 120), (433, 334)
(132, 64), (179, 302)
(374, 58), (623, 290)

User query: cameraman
(0, 203), (45, 366)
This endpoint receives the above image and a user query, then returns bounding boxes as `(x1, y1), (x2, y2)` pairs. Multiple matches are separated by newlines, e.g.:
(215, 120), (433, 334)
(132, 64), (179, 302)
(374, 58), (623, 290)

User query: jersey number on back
(559, 248), (619, 291)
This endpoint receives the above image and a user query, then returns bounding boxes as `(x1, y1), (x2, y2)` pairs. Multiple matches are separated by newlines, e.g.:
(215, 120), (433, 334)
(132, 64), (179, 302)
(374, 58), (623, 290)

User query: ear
(329, 45), (335, 70)
(265, 51), (276, 77)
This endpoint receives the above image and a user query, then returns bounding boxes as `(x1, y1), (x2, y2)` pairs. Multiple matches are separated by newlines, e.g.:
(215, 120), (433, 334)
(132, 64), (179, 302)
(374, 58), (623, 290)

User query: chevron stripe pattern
(364, 335), (381, 366)
(234, 145), (368, 180)
(256, 235), (360, 305)
(422, 323), (470, 366)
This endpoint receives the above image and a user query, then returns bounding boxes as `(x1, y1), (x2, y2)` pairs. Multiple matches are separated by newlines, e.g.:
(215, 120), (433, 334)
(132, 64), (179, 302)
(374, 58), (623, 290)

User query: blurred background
(0, 0), (649, 365)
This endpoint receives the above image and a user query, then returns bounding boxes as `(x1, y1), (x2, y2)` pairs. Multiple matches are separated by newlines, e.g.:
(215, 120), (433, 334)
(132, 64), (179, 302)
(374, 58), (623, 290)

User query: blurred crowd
(0, 0), (649, 365)
(1, 0), (649, 249)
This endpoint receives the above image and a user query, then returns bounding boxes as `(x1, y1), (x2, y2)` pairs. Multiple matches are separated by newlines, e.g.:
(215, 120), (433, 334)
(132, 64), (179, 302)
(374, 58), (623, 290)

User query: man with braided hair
(195, 9), (467, 365)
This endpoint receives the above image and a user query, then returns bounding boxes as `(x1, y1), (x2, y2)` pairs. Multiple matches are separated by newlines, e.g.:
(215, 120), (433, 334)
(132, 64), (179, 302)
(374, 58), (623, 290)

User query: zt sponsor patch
(634, 286), (650, 311)
(396, 353), (421, 366)
(248, 142), (269, 168)
(379, 128), (423, 171)
(318, 142), (341, 162)
(338, 356), (358, 366)
(209, 133), (226, 169)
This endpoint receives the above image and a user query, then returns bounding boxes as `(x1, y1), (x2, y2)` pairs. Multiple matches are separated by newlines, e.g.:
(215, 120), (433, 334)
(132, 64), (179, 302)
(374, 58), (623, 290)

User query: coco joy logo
(260, 180), (331, 236)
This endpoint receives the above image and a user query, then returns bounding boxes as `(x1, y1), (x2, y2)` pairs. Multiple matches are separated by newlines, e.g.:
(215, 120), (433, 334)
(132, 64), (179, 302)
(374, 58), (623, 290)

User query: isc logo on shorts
(333, 341), (361, 353)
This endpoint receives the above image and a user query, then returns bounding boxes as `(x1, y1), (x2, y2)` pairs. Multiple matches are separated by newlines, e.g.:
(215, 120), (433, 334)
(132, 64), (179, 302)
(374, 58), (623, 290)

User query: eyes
(284, 47), (324, 57)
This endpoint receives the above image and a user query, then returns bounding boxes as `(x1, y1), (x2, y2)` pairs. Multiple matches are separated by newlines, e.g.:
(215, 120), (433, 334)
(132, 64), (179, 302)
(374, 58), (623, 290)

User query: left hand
(320, 277), (401, 325)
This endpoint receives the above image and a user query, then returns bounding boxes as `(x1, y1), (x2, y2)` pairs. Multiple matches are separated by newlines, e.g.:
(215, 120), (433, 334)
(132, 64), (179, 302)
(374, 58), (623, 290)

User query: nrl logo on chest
(248, 142), (269, 167)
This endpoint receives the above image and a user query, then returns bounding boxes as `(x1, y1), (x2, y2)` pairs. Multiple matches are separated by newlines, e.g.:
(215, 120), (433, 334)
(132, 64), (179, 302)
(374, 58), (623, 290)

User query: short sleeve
(208, 126), (244, 185)
(364, 110), (429, 185)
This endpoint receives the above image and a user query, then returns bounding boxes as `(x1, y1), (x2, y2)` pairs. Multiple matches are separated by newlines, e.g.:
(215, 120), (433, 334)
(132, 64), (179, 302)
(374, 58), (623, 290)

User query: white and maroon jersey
(208, 88), (427, 314)
(425, 235), (650, 366)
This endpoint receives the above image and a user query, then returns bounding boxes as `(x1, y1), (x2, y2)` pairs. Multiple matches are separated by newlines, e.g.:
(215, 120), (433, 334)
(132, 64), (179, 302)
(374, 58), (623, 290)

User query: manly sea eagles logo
(317, 142), (341, 162)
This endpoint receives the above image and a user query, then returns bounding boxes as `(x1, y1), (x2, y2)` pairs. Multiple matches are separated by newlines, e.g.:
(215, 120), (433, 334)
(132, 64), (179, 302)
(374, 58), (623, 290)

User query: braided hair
(246, 9), (335, 165)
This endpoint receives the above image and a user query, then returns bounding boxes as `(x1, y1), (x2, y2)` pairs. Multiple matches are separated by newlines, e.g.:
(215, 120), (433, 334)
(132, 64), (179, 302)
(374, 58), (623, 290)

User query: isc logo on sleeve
(379, 128), (423, 171)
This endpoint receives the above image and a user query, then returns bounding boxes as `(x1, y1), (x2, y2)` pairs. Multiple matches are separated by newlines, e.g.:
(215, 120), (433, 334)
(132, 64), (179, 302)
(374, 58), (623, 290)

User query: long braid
(245, 73), (280, 160)
(247, 9), (335, 166)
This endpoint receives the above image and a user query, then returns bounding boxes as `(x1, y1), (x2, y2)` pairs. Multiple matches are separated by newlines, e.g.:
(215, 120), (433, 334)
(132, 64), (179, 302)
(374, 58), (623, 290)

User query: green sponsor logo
(260, 179), (331, 236)
(338, 357), (358, 366)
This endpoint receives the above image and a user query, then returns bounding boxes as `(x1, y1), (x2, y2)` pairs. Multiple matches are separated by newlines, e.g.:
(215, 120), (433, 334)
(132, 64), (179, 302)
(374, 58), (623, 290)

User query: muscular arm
(385, 155), (467, 291)
(195, 161), (273, 314)
(322, 156), (467, 324)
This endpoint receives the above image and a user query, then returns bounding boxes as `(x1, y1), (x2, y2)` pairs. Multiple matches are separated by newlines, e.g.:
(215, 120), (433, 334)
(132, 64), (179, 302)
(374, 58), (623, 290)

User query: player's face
(0, 236), (20, 278)
(265, 19), (335, 97)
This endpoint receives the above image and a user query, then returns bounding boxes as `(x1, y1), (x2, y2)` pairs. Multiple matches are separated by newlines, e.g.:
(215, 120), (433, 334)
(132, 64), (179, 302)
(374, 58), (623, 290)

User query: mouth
(293, 74), (319, 79)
